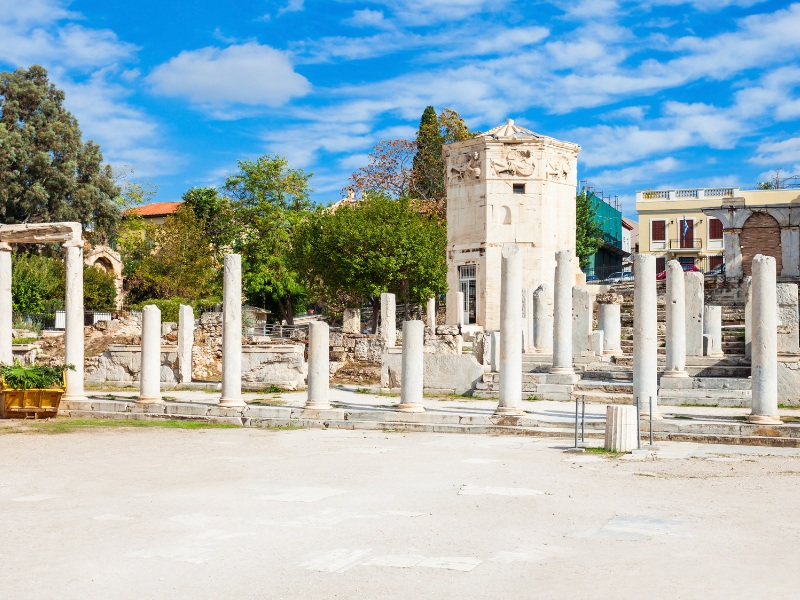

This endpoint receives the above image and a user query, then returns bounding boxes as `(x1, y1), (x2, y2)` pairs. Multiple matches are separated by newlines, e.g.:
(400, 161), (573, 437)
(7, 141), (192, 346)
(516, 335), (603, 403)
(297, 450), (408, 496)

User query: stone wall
(86, 345), (180, 384)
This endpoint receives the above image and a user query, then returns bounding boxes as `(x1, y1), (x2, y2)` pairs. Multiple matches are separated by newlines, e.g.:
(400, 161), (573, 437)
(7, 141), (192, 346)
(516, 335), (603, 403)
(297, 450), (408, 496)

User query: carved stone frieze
(448, 150), (482, 183)
(546, 155), (571, 181)
(489, 146), (535, 178)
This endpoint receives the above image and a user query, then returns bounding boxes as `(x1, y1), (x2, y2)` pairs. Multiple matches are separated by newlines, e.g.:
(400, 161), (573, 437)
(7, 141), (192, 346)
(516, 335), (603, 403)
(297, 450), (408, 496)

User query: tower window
(513, 183), (525, 194)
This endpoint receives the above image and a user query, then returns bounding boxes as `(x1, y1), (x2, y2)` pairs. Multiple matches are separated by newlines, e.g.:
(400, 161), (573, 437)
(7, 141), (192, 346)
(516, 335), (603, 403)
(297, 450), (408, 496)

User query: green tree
(83, 265), (117, 311)
(575, 190), (604, 269)
(292, 191), (447, 331)
(412, 106), (445, 201)
(224, 155), (312, 324)
(11, 254), (65, 314)
(0, 66), (120, 242)
(182, 186), (237, 259)
(124, 206), (221, 302)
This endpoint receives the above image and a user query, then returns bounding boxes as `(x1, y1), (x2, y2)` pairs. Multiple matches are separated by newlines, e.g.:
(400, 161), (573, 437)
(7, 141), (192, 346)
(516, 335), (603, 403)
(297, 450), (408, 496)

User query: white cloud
(148, 43), (311, 109)
(277, 0), (304, 16)
(751, 137), (800, 166)
(0, 0), (74, 26)
(592, 157), (681, 186)
(345, 9), (392, 29)
(358, 0), (509, 25)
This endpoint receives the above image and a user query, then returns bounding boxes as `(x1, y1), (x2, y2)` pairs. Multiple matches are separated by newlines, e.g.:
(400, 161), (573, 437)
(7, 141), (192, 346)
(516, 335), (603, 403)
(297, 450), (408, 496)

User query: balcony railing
(669, 239), (702, 250)
(637, 188), (739, 201)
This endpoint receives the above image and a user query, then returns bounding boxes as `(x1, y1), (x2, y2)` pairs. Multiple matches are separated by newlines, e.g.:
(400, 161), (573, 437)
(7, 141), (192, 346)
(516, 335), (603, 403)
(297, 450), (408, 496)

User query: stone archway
(740, 212), (782, 276)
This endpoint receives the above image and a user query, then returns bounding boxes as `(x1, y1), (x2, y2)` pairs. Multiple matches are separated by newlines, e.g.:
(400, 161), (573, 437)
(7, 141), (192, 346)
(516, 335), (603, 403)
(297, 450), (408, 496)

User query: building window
(650, 219), (667, 251)
(656, 257), (666, 273)
(709, 255), (724, 269)
(708, 218), (723, 240)
(513, 183), (525, 194)
(458, 265), (477, 325)
(678, 218), (695, 249)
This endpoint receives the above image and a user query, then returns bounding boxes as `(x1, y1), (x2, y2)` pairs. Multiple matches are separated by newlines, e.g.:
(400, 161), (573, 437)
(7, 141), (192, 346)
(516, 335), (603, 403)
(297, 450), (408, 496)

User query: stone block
(572, 286), (592, 353)
(605, 405), (638, 452)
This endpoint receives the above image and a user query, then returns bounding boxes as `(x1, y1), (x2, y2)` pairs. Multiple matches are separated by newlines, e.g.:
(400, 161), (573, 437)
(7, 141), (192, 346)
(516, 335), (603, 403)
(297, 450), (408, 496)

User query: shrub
(0, 363), (75, 389)
(11, 254), (65, 314)
(84, 265), (118, 311)
(130, 297), (221, 322)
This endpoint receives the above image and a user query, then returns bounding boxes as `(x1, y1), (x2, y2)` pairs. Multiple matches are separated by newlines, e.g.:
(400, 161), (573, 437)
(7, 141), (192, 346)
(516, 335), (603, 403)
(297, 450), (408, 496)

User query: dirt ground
(1, 425), (799, 599)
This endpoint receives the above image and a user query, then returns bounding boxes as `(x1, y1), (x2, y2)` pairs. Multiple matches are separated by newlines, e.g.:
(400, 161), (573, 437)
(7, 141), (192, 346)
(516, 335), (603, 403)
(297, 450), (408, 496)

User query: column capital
(0, 242), (11, 252)
(62, 238), (85, 249)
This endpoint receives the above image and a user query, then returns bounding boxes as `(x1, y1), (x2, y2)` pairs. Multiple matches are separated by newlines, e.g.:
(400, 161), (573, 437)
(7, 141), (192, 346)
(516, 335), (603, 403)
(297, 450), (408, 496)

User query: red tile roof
(127, 201), (183, 217)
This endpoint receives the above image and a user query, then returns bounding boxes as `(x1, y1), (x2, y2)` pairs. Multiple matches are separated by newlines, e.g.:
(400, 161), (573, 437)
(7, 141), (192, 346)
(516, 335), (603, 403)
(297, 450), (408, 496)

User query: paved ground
(2, 425), (800, 599)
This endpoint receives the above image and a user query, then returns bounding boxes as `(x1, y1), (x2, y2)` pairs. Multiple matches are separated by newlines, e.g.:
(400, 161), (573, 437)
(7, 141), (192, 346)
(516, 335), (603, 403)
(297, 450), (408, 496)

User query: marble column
(342, 308), (361, 334)
(571, 286), (592, 354)
(489, 331), (501, 372)
(455, 291), (465, 328)
(220, 253), (244, 407)
(749, 254), (781, 424)
(426, 297), (437, 330)
(723, 228), (743, 279)
(744, 276), (752, 359)
(397, 320), (425, 413)
(664, 261), (688, 376)
(522, 288), (531, 352)
(597, 294), (621, 355)
(551, 250), (573, 374)
(497, 244), (524, 415)
(533, 283), (553, 354)
(305, 321), (331, 410)
(703, 306), (723, 357)
(138, 305), (162, 404)
(0, 242), (12, 365)
(633, 253), (658, 416)
(177, 304), (194, 384)
(380, 292), (396, 347)
(62, 240), (87, 401)
(685, 271), (704, 356)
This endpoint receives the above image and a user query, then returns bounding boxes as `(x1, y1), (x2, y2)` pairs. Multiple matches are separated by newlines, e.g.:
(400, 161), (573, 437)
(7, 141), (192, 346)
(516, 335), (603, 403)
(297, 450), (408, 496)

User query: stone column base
(219, 398), (245, 408)
(396, 403), (425, 413)
(304, 402), (332, 411)
(662, 370), (689, 378)
(747, 414), (782, 425)
(136, 397), (163, 405)
(550, 367), (574, 375)
(494, 406), (526, 416)
(61, 393), (89, 402)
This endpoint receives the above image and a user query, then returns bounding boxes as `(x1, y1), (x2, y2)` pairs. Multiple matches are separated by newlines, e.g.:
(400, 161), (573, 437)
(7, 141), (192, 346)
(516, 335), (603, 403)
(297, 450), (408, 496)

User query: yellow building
(636, 187), (800, 276)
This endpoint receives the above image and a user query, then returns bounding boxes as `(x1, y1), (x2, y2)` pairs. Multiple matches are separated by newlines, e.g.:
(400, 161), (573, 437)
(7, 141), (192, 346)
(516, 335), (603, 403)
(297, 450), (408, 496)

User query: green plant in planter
(0, 363), (75, 390)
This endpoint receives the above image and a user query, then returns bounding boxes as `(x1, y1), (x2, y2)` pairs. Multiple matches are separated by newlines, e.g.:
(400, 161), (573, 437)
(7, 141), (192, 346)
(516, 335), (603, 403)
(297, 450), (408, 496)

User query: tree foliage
(182, 186), (236, 259)
(0, 65), (120, 242)
(292, 191), (447, 329)
(575, 190), (605, 268)
(120, 206), (221, 303)
(11, 253), (65, 314)
(347, 139), (417, 199)
(412, 106), (445, 201)
(83, 265), (117, 311)
(224, 155), (312, 324)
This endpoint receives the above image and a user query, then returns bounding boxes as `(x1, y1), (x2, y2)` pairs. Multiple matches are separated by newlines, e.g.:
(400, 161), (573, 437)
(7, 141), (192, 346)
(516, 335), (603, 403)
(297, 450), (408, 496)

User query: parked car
(604, 271), (634, 284)
(705, 263), (725, 277)
(656, 263), (701, 280)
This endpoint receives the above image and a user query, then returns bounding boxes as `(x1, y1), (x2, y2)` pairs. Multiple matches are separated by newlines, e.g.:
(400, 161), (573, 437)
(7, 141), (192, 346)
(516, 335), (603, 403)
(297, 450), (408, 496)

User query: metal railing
(669, 239), (702, 250)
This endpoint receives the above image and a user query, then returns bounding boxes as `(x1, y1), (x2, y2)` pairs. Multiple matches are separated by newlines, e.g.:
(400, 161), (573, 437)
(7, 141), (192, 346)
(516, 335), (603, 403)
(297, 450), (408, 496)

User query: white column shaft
(703, 306), (723, 356)
(426, 297), (436, 330)
(398, 320), (425, 412)
(598, 303), (621, 354)
(177, 304), (194, 384)
(750, 255), (780, 423)
(498, 244), (524, 414)
(533, 283), (553, 354)
(138, 305), (162, 403)
(63, 243), (86, 400)
(665, 261), (687, 375)
(551, 250), (573, 373)
(306, 321), (331, 409)
(0, 246), (12, 365)
(380, 292), (396, 346)
(220, 253), (244, 407)
(633, 254), (658, 413)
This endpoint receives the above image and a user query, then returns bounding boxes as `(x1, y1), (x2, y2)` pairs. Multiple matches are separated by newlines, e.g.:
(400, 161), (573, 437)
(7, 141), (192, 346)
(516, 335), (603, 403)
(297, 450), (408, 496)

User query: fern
(0, 362), (75, 390)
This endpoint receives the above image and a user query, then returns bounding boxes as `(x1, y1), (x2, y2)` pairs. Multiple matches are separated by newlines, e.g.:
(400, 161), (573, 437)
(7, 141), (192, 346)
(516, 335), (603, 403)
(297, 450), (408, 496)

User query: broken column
(0, 242), (11, 365)
(220, 253), (244, 407)
(342, 308), (361, 334)
(596, 293), (622, 356)
(551, 250), (574, 374)
(533, 283), (553, 354)
(749, 254), (781, 424)
(305, 321), (331, 410)
(572, 286), (592, 354)
(497, 244), (524, 415)
(138, 305), (162, 404)
(604, 405), (638, 452)
(522, 288), (531, 352)
(776, 283), (800, 354)
(633, 253), (658, 415)
(703, 306), (723, 357)
(426, 297), (437, 330)
(397, 319), (425, 413)
(62, 239), (87, 401)
(380, 292), (396, 347)
(685, 271), (704, 356)
(744, 276), (752, 359)
(177, 304), (194, 384)
(664, 261), (688, 377)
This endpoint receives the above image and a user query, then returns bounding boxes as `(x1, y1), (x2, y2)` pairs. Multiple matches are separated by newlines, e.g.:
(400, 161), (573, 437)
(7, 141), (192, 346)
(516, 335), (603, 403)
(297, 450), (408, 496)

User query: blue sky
(1, 0), (799, 218)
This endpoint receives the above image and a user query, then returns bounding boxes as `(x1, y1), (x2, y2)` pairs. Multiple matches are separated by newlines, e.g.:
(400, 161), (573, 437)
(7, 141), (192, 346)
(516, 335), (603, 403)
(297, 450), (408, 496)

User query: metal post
(649, 395), (654, 447)
(574, 394), (580, 448)
(581, 395), (586, 443)
(635, 396), (641, 450)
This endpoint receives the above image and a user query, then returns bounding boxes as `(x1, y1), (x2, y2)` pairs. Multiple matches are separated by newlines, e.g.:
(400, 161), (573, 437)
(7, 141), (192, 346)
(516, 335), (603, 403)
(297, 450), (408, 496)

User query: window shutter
(651, 220), (666, 241)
